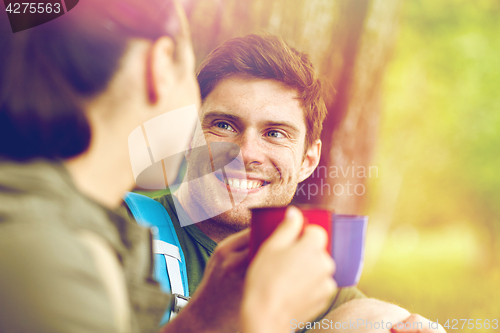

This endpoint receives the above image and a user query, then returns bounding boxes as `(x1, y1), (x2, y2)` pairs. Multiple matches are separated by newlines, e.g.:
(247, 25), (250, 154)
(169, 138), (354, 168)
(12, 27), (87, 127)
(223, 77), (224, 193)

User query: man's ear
(146, 36), (176, 105)
(298, 139), (322, 183)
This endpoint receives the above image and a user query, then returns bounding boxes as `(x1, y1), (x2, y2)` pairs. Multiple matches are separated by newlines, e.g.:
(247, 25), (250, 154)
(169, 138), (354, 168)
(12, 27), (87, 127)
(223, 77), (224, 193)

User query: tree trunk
(293, 0), (402, 214)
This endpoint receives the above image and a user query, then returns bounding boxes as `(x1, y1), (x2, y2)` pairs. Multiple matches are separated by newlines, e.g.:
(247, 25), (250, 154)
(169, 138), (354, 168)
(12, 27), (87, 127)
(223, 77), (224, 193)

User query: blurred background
(141, 0), (500, 328)
(359, 0), (500, 326)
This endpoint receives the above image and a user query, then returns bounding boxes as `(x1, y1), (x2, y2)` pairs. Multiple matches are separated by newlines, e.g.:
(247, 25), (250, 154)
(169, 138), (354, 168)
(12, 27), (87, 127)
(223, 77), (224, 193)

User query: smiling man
(177, 76), (322, 241)
(146, 34), (445, 333)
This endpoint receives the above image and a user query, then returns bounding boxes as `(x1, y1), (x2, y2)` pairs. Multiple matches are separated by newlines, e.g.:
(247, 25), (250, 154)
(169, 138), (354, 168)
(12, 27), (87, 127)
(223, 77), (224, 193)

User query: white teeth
(224, 178), (265, 190)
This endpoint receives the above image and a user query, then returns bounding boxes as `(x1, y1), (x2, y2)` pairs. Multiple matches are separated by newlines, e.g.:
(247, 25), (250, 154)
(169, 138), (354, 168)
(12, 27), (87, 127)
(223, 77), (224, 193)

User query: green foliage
(378, 0), (500, 236)
(359, 230), (500, 330)
(363, 0), (500, 326)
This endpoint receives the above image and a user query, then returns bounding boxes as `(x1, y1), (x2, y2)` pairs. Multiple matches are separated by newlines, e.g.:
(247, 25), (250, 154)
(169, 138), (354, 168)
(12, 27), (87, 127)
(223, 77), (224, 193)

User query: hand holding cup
(242, 206), (337, 333)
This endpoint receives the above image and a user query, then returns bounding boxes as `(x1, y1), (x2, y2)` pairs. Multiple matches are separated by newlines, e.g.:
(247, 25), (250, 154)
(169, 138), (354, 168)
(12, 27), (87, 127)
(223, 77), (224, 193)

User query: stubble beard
(183, 156), (301, 238)
(197, 181), (299, 233)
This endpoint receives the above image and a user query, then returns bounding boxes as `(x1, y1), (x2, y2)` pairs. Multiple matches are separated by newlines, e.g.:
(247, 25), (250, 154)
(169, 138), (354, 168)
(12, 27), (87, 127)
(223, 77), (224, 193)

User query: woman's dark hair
(0, 0), (180, 161)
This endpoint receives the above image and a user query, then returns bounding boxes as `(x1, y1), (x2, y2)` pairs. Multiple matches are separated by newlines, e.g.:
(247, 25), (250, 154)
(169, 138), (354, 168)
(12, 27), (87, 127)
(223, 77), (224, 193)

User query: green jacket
(0, 160), (169, 333)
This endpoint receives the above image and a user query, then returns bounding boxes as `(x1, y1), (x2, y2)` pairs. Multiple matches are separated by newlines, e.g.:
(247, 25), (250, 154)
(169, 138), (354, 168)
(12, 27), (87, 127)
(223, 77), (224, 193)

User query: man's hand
(391, 314), (446, 333)
(163, 228), (251, 333)
(166, 206), (336, 333)
(242, 206), (337, 333)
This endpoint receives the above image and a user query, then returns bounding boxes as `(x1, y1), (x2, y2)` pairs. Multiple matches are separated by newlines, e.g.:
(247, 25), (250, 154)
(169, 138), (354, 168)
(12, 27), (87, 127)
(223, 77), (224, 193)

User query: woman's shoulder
(0, 219), (123, 332)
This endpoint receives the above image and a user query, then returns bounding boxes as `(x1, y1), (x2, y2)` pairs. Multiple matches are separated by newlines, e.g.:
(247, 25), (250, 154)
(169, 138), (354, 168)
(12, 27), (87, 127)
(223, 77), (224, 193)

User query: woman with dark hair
(0, 1), (336, 332)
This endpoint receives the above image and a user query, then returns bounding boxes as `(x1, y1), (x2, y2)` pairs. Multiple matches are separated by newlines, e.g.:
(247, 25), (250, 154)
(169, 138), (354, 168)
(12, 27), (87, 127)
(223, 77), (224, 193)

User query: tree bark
(293, 0), (402, 214)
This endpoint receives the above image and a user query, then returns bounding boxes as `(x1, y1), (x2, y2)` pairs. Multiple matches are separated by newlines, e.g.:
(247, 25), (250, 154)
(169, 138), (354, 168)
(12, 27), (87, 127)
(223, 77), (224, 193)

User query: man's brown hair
(197, 34), (327, 149)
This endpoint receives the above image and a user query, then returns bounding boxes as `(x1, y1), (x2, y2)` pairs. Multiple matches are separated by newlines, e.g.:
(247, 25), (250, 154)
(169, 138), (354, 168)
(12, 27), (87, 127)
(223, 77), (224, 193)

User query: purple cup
(331, 214), (368, 287)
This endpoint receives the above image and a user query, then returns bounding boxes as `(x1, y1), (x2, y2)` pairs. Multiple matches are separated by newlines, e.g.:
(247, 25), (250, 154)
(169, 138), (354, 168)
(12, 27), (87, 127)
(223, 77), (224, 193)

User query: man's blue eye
(216, 122), (233, 131)
(268, 131), (284, 138)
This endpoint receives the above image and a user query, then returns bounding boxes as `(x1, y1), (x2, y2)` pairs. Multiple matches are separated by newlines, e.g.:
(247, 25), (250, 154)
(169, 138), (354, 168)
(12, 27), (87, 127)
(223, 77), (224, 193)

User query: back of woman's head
(0, 0), (180, 161)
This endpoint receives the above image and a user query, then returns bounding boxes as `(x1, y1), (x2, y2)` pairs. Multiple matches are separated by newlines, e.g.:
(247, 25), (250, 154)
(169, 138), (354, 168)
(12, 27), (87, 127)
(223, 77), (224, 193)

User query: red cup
(249, 206), (332, 260)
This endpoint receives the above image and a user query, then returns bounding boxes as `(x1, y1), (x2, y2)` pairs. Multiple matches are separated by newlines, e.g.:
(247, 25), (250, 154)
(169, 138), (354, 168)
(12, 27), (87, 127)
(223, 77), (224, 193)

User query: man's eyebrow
(202, 111), (242, 122)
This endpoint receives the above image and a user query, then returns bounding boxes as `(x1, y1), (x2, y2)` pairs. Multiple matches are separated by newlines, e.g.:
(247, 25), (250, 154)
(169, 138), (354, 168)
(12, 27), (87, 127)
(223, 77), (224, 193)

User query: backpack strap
(123, 192), (189, 325)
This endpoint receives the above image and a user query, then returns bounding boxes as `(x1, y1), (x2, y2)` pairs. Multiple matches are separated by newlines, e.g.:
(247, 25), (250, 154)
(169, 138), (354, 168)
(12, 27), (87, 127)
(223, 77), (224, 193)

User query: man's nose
(237, 130), (265, 166)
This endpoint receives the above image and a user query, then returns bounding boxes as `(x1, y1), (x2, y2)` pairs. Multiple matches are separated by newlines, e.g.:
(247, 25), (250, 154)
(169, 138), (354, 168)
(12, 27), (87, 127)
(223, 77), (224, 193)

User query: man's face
(184, 76), (319, 229)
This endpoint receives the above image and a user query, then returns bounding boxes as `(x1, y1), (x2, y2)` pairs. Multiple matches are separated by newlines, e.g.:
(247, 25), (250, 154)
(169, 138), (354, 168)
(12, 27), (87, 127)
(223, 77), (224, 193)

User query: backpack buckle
(171, 294), (190, 317)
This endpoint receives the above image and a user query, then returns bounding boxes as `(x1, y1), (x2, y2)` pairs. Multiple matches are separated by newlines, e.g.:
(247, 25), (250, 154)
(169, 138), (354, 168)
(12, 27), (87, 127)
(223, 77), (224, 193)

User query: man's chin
(211, 203), (253, 230)
(210, 197), (286, 230)
(190, 181), (297, 230)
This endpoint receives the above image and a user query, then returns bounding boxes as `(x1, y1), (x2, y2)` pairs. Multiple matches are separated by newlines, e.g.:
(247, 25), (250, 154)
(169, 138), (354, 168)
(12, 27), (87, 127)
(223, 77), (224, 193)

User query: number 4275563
(5, 2), (62, 14)
(443, 319), (498, 330)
